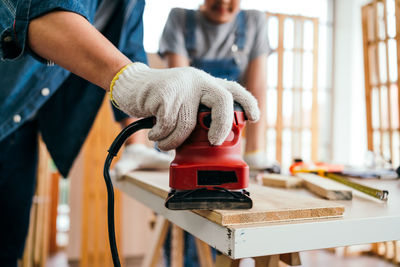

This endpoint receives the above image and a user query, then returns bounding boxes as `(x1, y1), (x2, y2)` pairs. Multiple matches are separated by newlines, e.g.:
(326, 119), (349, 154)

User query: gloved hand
(111, 62), (260, 151)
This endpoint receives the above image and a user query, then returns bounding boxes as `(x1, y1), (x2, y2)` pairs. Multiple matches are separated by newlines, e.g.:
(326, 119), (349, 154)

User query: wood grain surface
(122, 171), (345, 226)
(296, 173), (353, 200)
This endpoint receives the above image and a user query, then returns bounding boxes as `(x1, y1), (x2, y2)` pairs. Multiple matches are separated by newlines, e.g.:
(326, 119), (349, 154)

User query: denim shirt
(0, 0), (147, 176)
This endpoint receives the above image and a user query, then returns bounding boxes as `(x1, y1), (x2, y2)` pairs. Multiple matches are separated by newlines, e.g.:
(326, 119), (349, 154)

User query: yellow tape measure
(325, 173), (389, 201)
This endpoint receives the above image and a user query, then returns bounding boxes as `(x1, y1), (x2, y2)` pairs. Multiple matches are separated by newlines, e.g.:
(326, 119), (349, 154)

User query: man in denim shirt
(0, 0), (260, 265)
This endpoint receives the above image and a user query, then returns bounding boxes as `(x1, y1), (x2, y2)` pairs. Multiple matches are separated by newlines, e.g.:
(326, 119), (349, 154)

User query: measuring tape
(325, 173), (389, 201)
(289, 161), (389, 201)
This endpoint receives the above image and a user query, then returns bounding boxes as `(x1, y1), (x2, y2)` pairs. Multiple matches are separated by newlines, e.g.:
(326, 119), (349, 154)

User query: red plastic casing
(169, 109), (249, 190)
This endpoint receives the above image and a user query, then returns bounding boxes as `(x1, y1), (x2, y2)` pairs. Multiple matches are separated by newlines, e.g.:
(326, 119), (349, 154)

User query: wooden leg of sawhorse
(214, 253), (240, 267)
(142, 215), (214, 267)
(279, 252), (301, 266)
(171, 225), (184, 267)
(142, 216), (170, 267)
(172, 226), (214, 267)
(215, 253), (301, 267)
(195, 237), (214, 267)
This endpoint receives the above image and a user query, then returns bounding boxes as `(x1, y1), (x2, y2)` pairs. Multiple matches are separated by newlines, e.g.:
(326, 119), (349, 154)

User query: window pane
(372, 87), (380, 129)
(283, 51), (294, 88)
(387, 15), (396, 38)
(284, 18), (294, 50)
(388, 39), (398, 82)
(283, 90), (293, 127)
(303, 20), (314, 50)
(282, 128), (292, 169)
(380, 86), (389, 130)
(392, 131), (399, 166)
(390, 85), (399, 129)
(378, 42), (387, 83)
(268, 16), (279, 50)
(268, 52), (278, 88)
(266, 128), (276, 162)
(382, 131), (390, 160)
(302, 90), (313, 128)
(293, 90), (302, 128)
(302, 52), (314, 89)
(373, 130), (381, 153)
(302, 129), (312, 161)
(267, 89), (277, 127)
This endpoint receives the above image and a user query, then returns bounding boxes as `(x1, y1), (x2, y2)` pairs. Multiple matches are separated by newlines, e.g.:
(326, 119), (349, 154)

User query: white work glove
(111, 62), (260, 151)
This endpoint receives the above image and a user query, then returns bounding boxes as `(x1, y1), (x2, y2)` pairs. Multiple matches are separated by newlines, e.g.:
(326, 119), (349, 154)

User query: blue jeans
(0, 119), (38, 266)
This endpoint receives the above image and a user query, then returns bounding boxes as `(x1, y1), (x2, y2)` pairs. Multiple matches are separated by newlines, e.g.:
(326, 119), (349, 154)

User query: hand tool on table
(290, 159), (389, 201)
(165, 103), (252, 210)
(103, 102), (253, 266)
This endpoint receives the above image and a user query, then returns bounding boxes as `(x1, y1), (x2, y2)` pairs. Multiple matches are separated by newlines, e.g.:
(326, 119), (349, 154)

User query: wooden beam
(276, 15), (285, 163)
(296, 173), (352, 200)
(311, 17), (319, 162)
(383, 0), (394, 159)
(194, 238), (214, 267)
(171, 225), (184, 267)
(142, 216), (170, 267)
(362, 5), (375, 151)
(261, 173), (303, 188)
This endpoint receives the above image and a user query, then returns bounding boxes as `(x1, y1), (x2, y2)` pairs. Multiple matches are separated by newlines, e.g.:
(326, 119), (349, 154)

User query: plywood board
(296, 173), (352, 200)
(261, 173), (303, 188)
(122, 171), (344, 226)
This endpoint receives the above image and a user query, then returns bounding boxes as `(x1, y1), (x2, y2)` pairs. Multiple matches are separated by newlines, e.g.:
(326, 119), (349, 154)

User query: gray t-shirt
(159, 8), (271, 81)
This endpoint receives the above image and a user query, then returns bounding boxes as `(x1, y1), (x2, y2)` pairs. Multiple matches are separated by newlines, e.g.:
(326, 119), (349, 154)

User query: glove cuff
(109, 62), (149, 108)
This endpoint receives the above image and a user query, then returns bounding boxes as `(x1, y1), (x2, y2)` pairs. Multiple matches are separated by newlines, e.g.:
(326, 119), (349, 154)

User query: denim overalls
(164, 10), (247, 267)
(185, 9), (246, 82)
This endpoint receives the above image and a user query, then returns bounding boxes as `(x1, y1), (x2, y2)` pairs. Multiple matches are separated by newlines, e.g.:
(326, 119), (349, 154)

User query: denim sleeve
(111, 0), (147, 122)
(0, 0), (92, 61)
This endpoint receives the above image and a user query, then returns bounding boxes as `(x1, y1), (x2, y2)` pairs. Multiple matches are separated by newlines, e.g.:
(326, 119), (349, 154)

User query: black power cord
(103, 117), (155, 267)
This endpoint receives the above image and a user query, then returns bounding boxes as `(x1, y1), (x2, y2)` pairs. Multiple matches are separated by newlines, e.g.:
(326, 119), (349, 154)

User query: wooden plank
(142, 216), (170, 267)
(296, 173), (352, 200)
(276, 15), (285, 163)
(373, 0), (385, 155)
(383, 0), (394, 160)
(171, 225), (184, 267)
(311, 18), (319, 162)
(280, 252), (301, 266)
(214, 254), (240, 267)
(261, 173), (303, 188)
(194, 238), (213, 267)
(254, 255), (280, 267)
(396, 0), (400, 142)
(122, 171), (344, 226)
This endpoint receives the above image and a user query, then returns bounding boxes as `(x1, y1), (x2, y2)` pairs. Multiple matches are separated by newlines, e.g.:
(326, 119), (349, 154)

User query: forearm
(244, 55), (267, 118)
(28, 11), (131, 90)
(243, 55), (267, 152)
(165, 53), (189, 68)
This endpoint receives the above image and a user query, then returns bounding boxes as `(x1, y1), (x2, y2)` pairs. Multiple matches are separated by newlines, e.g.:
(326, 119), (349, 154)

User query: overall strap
(234, 11), (246, 50)
(185, 9), (197, 55)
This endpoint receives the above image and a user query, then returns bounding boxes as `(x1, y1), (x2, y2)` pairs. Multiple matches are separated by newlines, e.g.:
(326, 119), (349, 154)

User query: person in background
(159, 0), (271, 171)
(0, 0), (260, 266)
(158, 0), (270, 266)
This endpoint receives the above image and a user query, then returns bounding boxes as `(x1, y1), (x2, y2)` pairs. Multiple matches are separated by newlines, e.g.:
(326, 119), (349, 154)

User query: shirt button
(41, 87), (50, 96)
(3, 36), (12, 42)
(13, 114), (21, 123)
(231, 44), (238, 52)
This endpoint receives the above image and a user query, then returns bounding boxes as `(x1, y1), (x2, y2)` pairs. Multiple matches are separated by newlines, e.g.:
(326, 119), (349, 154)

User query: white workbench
(114, 173), (400, 259)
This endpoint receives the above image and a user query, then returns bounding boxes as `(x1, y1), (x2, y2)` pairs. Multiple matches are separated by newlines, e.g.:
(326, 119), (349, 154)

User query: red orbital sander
(165, 103), (253, 210)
